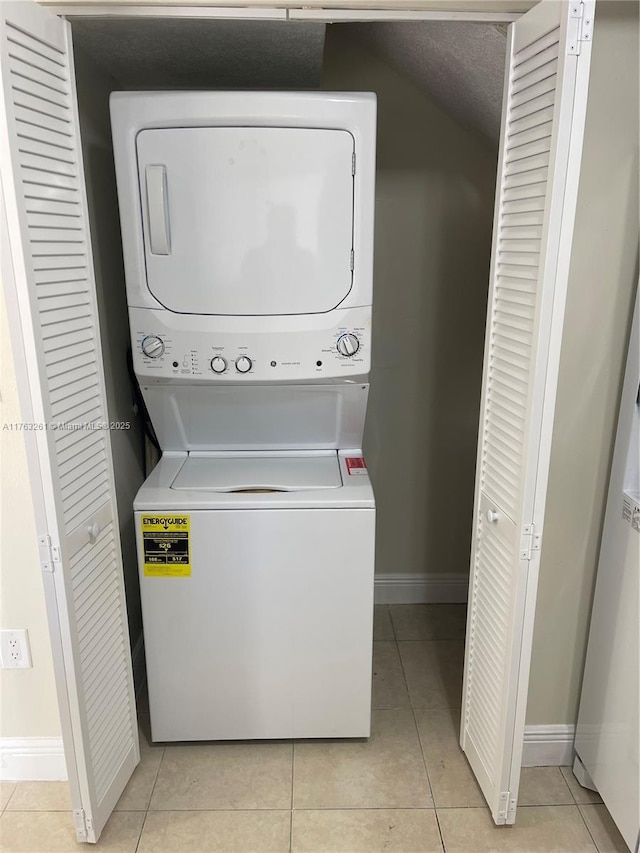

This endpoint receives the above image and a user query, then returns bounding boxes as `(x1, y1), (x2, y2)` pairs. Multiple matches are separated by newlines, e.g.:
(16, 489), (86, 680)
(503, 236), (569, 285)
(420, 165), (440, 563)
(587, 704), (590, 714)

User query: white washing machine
(111, 91), (377, 740)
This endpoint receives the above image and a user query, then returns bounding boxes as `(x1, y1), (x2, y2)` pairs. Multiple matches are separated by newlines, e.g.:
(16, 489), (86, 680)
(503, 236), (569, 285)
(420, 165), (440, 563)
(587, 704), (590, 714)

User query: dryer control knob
(210, 356), (227, 374)
(141, 335), (165, 358)
(235, 356), (252, 374)
(337, 333), (360, 357)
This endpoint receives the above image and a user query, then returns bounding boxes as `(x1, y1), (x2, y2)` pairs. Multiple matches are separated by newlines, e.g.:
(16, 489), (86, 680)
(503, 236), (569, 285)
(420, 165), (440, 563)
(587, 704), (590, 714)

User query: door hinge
(496, 791), (517, 823)
(350, 249), (355, 271)
(520, 523), (542, 561)
(352, 152), (356, 175)
(567, 1), (594, 55)
(38, 534), (60, 574)
(73, 808), (89, 842)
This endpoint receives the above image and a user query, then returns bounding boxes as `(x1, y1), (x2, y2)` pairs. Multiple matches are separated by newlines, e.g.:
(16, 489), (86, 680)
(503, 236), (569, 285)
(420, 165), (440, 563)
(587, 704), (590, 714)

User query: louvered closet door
(0, 0), (138, 842)
(461, 0), (594, 826)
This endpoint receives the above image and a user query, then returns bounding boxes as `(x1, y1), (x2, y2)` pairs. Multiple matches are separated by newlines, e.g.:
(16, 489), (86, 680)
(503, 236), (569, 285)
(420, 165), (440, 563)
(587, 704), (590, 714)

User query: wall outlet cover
(0, 629), (32, 669)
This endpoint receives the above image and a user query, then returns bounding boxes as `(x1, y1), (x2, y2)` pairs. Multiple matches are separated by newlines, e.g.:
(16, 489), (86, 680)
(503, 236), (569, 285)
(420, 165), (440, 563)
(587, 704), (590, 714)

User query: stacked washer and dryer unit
(111, 92), (377, 741)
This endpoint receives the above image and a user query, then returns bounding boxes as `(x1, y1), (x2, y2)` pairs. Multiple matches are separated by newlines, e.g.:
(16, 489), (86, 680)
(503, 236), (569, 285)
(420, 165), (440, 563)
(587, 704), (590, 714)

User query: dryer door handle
(145, 165), (171, 255)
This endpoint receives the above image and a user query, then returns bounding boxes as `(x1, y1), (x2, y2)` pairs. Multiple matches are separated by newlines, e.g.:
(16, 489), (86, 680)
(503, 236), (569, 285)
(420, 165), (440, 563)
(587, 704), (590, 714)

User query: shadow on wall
(321, 25), (499, 578)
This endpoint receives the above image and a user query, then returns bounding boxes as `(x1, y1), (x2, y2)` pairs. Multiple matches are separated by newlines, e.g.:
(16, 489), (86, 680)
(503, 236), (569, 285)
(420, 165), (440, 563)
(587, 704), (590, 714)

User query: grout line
(434, 808), (447, 853)
(134, 809), (149, 853)
(561, 767), (578, 805)
(289, 740), (294, 853)
(1, 783), (18, 815)
(125, 805), (497, 812)
(288, 808), (293, 853)
(575, 803), (605, 853)
(393, 621), (413, 709)
(553, 765), (578, 804)
(560, 768), (605, 808)
(388, 605), (400, 643)
(410, 703), (445, 849)
(435, 803), (586, 810)
(143, 718), (165, 812)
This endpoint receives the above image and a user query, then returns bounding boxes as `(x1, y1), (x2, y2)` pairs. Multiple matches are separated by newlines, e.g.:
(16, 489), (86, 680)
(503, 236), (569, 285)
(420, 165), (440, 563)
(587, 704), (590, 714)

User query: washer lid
(170, 451), (342, 492)
(136, 126), (355, 316)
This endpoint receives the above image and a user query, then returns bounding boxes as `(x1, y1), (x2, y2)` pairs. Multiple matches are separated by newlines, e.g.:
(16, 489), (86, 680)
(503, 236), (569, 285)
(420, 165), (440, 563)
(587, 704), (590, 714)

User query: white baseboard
(522, 725), (575, 766)
(0, 737), (67, 781)
(374, 573), (469, 604)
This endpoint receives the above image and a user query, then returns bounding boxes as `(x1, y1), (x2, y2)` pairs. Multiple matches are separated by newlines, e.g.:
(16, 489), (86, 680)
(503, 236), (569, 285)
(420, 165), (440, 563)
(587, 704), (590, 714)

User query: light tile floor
(0, 605), (630, 853)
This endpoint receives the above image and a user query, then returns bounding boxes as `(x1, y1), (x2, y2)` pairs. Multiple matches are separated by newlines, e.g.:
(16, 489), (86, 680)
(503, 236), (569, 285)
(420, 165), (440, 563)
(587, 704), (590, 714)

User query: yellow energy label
(141, 514), (191, 577)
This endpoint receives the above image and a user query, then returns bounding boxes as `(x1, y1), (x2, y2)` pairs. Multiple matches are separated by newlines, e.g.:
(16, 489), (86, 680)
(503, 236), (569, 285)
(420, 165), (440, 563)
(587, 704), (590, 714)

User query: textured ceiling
(351, 22), (507, 142)
(70, 19), (327, 89)
(71, 18), (506, 142)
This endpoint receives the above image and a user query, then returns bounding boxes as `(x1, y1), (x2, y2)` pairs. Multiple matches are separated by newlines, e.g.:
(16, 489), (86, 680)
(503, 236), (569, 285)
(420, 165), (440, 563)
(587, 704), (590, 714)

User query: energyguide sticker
(141, 515), (191, 577)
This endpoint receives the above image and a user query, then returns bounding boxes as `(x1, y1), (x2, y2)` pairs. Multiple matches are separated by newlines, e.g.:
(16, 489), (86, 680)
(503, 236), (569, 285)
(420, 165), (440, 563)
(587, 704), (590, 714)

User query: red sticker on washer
(345, 457), (367, 476)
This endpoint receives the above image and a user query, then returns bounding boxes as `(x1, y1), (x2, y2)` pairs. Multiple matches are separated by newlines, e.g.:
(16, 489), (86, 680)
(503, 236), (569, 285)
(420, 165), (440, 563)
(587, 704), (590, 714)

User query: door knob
(486, 510), (499, 524)
(88, 523), (101, 541)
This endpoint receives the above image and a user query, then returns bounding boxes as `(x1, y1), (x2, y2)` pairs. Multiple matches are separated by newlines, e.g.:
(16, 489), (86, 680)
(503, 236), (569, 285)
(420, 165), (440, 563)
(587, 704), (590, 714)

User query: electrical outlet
(0, 629), (32, 669)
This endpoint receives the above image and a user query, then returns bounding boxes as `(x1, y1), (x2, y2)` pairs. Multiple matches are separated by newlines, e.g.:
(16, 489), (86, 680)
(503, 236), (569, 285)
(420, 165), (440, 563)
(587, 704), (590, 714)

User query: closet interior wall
(70, 21), (500, 644)
(321, 26), (498, 585)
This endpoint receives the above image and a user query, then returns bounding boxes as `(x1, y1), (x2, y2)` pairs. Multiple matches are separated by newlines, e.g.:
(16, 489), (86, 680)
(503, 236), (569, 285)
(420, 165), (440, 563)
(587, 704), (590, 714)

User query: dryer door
(136, 127), (355, 315)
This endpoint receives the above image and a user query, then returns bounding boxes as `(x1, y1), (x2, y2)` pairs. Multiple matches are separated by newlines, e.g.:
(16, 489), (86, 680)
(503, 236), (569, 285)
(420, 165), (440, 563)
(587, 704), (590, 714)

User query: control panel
(130, 306), (371, 383)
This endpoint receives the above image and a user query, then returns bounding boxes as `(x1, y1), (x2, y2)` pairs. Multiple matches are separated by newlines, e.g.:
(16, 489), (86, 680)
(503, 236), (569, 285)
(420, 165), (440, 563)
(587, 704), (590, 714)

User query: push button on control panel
(210, 356), (227, 374)
(336, 333), (360, 357)
(235, 356), (252, 373)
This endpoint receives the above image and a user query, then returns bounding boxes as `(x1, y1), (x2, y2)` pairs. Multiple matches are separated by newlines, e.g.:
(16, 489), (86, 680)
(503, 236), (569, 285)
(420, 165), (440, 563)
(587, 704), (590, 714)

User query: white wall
(526, 0), (639, 726)
(322, 27), (498, 581)
(0, 260), (61, 741)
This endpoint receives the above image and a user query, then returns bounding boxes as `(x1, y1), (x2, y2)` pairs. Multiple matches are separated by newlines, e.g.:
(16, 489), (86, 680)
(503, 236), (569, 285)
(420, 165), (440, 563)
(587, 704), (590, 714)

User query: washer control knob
(336, 333), (360, 357)
(235, 356), (252, 374)
(141, 335), (165, 358)
(210, 356), (227, 374)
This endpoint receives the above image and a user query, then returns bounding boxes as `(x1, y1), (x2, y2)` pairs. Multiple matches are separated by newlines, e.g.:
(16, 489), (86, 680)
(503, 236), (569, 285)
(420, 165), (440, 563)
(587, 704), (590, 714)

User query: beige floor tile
(579, 804), (630, 853)
(372, 642), (411, 710)
(518, 767), (574, 806)
(292, 809), (443, 852)
(138, 810), (291, 852)
(6, 781), (72, 811)
(414, 708), (484, 808)
(390, 604), (467, 641)
(561, 766), (603, 804)
(0, 810), (144, 852)
(373, 605), (395, 641)
(149, 742), (292, 810)
(437, 805), (598, 852)
(293, 709), (432, 809)
(399, 641), (464, 709)
(115, 745), (164, 811)
(0, 782), (16, 812)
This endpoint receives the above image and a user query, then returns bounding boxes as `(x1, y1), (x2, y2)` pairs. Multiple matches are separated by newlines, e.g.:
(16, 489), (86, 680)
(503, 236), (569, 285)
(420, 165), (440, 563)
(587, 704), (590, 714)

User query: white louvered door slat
(0, 0), (138, 843)
(461, 0), (594, 826)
